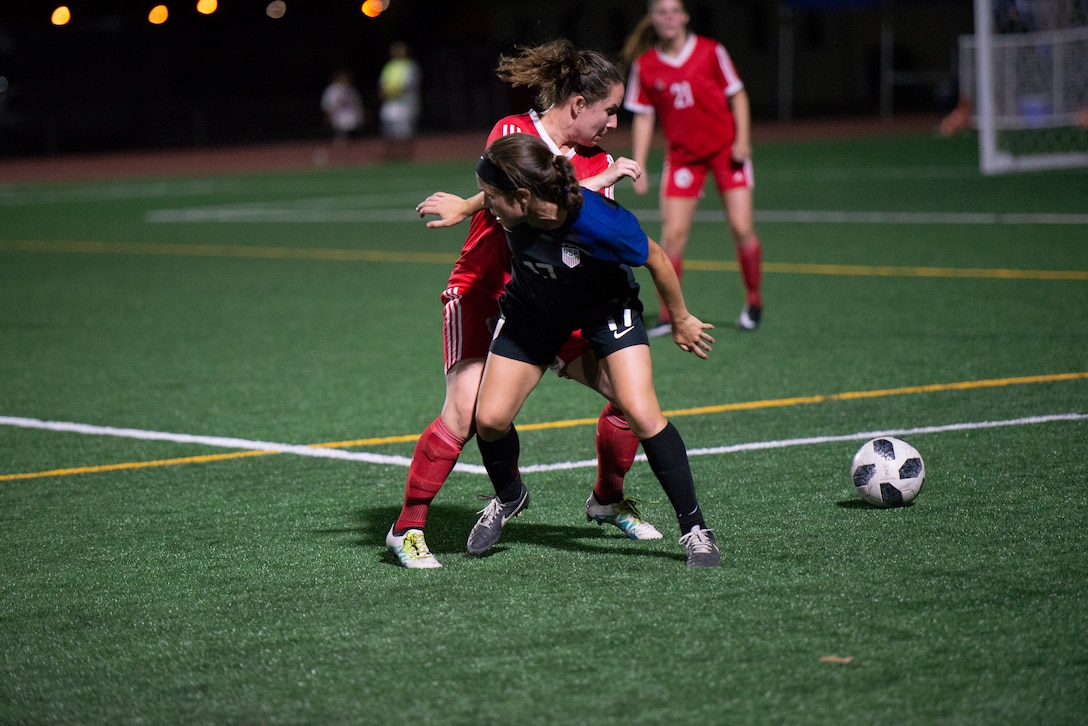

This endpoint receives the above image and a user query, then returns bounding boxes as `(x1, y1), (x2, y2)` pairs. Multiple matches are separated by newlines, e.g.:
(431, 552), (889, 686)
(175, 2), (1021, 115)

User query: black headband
(476, 154), (518, 192)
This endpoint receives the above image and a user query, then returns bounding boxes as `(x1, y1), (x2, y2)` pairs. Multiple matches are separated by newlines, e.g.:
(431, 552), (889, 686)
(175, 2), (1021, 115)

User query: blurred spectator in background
(378, 41), (421, 161)
(320, 70), (364, 157)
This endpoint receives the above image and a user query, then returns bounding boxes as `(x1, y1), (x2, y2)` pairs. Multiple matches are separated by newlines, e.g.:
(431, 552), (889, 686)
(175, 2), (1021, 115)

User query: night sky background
(0, 0), (973, 157)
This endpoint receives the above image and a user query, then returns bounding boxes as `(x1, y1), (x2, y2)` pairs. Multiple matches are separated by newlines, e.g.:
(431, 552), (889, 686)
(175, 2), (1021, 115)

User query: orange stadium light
(148, 5), (169, 24)
(196, 0), (218, 15)
(51, 6), (72, 25)
(361, 0), (385, 18)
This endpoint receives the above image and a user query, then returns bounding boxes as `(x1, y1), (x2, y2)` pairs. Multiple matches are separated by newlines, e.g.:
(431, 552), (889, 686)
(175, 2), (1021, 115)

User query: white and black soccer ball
(850, 437), (925, 508)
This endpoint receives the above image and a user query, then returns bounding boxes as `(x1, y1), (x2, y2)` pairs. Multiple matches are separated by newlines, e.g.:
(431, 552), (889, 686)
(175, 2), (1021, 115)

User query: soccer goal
(961, 0), (1088, 174)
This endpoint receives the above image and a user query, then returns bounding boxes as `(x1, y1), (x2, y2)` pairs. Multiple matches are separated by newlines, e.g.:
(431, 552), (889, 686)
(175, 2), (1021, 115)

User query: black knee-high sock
(642, 421), (705, 533)
(476, 426), (524, 502)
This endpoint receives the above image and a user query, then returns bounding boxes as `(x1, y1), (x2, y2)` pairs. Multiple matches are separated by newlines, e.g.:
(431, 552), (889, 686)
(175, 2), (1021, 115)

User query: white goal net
(961, 0), (1088, 173)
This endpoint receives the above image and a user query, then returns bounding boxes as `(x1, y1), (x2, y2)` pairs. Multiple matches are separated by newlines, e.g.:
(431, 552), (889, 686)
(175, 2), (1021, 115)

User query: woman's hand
(416, 191), (484, 228)
(580, 157), (644, 192)
(671, 315), (715, 359)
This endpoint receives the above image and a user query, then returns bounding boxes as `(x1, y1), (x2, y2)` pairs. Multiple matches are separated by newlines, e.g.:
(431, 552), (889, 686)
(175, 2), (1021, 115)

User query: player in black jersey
(467, 133), (721, 567)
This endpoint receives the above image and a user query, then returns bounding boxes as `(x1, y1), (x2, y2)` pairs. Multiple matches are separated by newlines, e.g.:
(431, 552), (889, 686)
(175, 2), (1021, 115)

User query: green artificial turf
(1, 131), (1086, 724)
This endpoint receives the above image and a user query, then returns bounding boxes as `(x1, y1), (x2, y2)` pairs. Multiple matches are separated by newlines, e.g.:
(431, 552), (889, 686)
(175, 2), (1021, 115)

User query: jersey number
(670, 81), (695, 110)
(522, 260), (557, 279)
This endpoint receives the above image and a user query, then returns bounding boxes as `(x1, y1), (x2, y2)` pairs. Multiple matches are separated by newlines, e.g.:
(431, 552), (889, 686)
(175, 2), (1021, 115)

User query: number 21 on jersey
(670, 80), (694, 110)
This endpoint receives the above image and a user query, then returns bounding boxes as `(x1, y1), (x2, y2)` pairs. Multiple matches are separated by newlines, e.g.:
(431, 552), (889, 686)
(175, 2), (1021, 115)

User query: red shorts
(441, 286), (591, 375)
(441, 288), (499, 373)
(552, 331), (591, 377)
(662, 145), (753, 198)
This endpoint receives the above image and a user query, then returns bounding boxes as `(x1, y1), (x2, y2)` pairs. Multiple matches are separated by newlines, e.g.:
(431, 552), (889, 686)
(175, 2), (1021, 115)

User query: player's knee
(474, 412), (510, 442)
(734, 229), (758, 248)
(440, 402), (477, 440)
(622, 408), (667, 441)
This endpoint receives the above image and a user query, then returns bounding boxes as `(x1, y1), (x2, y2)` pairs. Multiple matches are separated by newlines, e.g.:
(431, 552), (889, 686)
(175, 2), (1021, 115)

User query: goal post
(964, 0), (1088, 174)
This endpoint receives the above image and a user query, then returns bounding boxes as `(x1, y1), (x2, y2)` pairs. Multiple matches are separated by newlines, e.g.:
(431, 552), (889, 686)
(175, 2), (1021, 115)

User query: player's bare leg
(648, 195), (699, 336)
(467, 355), (546, 555)
(724, 186), (762, 330)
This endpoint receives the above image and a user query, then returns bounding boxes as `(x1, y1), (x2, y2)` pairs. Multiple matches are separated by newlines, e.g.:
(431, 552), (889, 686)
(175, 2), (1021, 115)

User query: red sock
(657, 252), (684, 323)
(593, 402), (640, 505)
(395, 417), (466, 532)
(737, 237), (762, 307)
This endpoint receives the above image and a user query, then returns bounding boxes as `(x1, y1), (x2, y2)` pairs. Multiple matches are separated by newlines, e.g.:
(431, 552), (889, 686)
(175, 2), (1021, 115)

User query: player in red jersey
(386, 40), (658, 569)
(623, 0), (764, 333)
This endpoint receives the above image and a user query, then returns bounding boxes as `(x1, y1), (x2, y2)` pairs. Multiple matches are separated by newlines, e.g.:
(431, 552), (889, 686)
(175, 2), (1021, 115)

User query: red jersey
(624, 34), (744, 165)
(445, 110), (615, 299)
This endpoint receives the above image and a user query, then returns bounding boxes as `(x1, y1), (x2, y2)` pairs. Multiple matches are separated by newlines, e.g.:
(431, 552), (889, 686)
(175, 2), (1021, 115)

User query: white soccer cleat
(736, 304), (761, 331)
(386, 525), (442, 569)
(586, 494), (663, 540)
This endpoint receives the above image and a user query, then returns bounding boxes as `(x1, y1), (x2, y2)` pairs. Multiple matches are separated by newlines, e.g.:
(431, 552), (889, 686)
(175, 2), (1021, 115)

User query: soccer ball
(850, 437), (925, 508)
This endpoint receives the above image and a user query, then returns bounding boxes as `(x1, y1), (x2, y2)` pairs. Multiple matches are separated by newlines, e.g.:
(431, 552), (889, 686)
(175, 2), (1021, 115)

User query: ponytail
(621, 15), (657, 63)
(497, 39), (624, 110)
(482, 134), (584, 216)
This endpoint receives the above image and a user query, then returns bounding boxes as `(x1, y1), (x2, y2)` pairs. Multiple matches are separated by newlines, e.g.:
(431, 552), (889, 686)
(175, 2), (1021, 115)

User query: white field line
(514, 412), (1088, 474)
(0, 416), (412, 468)
(0, 165), (980, 206)
(2, 413), (1084, 476)
(0, 179), (441, 207)
(141, 205), (1088, 226)
(146, 207), (422, 223)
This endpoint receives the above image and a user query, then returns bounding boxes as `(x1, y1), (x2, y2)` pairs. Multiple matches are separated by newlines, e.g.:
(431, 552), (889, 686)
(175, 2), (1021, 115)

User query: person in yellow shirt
(378, 42), (421, 160)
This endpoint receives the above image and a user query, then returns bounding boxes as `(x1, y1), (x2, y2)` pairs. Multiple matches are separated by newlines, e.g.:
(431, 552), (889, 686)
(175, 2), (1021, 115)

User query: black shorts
(490, 294), (649, 366)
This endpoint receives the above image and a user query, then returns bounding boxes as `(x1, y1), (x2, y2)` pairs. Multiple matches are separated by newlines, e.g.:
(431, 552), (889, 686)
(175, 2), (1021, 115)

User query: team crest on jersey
(561, 246), (581, 268)
(673, 167), (695, 189)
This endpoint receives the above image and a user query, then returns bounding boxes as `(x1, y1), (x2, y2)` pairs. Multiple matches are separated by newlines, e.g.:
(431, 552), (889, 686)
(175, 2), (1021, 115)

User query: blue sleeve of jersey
(573, 192), (650, 266)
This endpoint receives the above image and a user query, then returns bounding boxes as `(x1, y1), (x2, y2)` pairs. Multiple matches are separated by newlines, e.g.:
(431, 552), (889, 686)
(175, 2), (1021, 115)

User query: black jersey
(502, 191), (650, 331)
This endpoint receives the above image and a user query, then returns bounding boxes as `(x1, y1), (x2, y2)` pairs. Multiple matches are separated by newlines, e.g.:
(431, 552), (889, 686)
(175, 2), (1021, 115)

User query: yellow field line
(0, 449), (273, 482)
(685, 259), (1088, 281)
(4, 240), (1086, 281)
(507, 371), (1088, 431)
(3, 372), (1084, 482)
